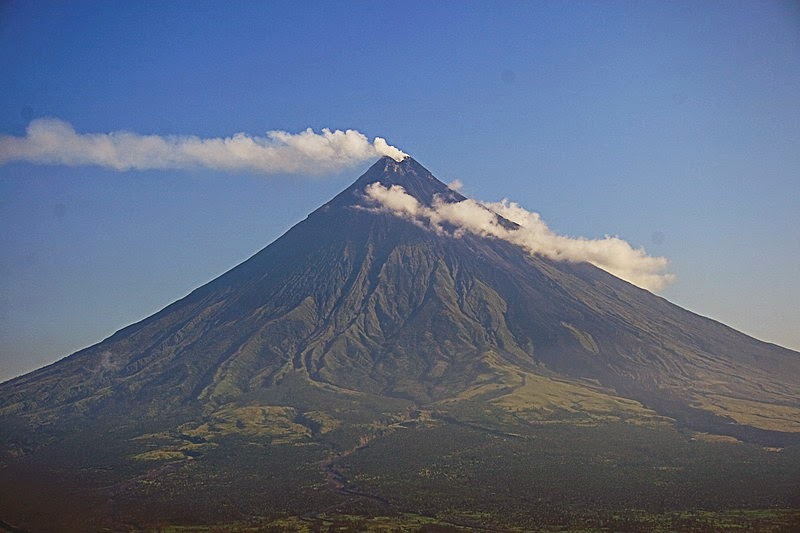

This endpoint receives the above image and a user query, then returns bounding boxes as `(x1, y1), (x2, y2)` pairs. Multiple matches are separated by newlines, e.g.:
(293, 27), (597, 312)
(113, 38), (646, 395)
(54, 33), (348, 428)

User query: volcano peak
(344, 155), (463, 208)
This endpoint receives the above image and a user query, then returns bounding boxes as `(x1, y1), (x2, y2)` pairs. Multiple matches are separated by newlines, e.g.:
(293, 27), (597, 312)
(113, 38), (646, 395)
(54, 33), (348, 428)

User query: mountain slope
(2, 156), (797, 442)
(2, 156), (800, 531)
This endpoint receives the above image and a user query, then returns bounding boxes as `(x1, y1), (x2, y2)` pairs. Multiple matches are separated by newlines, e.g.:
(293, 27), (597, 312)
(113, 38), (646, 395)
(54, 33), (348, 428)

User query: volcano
(1, 156), (798, 531)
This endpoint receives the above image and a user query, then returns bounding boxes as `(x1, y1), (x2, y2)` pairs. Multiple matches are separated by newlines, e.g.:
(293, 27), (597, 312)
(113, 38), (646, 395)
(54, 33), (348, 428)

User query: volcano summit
(1, 157), (798, 531)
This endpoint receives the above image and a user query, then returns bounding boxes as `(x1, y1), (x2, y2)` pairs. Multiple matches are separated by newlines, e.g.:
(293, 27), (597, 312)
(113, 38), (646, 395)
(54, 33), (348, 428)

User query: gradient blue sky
(1, 1), (799, 381)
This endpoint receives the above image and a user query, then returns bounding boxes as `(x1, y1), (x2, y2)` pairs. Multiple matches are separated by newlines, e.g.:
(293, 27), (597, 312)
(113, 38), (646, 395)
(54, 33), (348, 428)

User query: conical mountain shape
(2, 156), (799, 443)
(3, 156), (800, 531)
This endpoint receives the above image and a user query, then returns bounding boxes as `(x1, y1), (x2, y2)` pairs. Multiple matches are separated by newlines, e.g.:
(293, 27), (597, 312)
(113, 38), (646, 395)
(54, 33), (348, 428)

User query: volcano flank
(1, 157), (799, 531)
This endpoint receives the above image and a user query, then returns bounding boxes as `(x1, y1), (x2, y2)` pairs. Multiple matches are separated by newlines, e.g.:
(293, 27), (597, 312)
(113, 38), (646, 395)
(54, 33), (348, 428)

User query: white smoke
(447, 179), (464, 192)
(364, 182), (675, 292)
(0, 118), (407, 175)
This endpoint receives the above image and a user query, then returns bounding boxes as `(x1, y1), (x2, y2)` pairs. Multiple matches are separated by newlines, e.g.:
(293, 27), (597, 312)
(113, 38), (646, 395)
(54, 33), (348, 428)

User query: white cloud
(364, 183), (423, 218)
(447, 179), (464, 192)
(364, 183), (675, 292)
(0, 118), (407, 175)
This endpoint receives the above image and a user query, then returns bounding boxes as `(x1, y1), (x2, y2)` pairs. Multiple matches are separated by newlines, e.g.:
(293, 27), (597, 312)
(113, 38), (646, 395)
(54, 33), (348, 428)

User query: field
(1, 398), (799, 532)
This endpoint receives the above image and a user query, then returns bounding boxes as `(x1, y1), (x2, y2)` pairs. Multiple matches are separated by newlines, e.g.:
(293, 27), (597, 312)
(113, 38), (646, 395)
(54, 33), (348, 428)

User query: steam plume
(364, 182), (675, 292)
(0, 119), (407, 175)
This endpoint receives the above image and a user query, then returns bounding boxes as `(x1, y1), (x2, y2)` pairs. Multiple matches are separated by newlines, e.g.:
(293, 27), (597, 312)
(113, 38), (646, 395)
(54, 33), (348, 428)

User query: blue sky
(1, 1), (799, 381)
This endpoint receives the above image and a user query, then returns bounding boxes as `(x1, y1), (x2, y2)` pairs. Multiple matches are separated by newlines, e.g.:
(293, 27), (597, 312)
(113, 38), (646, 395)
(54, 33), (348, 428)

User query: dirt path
(314, 404), (525, 520)
(321, 442), (390, 506)
(312, 439), (390, 517)
(315, 408), (428, 513)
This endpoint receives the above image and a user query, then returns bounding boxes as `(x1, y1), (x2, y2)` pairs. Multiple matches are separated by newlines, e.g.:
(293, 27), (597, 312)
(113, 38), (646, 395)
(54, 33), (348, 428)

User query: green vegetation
(92, 509), (800, 532)
(692, 393), (800, 432)
(2, 406), (798, 531)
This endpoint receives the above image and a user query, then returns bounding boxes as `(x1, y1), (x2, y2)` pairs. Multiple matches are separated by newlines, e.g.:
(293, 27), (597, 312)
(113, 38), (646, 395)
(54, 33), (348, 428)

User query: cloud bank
(364, 182), (675, 291)
(0, 118), (407, 175)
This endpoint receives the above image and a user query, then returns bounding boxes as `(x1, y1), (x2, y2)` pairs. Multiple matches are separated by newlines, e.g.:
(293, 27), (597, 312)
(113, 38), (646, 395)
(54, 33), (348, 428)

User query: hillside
(1, 156), (798, 531)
